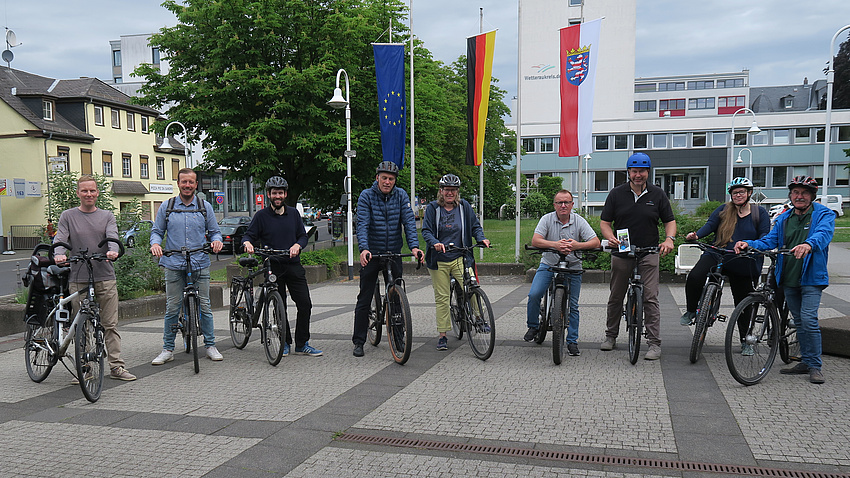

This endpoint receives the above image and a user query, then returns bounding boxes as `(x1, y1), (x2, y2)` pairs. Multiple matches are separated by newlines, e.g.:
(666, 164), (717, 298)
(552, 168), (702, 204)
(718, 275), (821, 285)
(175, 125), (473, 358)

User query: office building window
(816, 127), (825, 143)
(595, 136), (609, 150)
(112, 50), (121, 67)
(152, 47), (161, 64)
(634, 100), (656, 112)
(102, 152), (113, 177)
(614, 170), (627, 186)
(688, 97), (715, 109)
(692, 132), (707, 147)
(122, 153), (132, 177)
(772, 166), (787, 188)
(634, 83), (656, 93)
(111, 108), (120, 128)
(752, 167), (767, 187)
(838, 126), (850, 142)
(794, 128), (810, 144)
(718, 96), (745, 107)
(652, 134), (667, 149)
(114, 77), (122, 84)
(156, 157), (165, 180)
(658, 82), (685, 91)
(773, 130), (790, 145)
(593, 171), (608, 191)
(94, 106), (103, 126)
(734, 133), (747, 146)
(813, 166), (824, 187)
(43, 100), (54, 121)
(712, 132), (727, 147)
(126, 112), (135, 131)
(569, 0), (582, 5)
(633, 134), (648, 149)
(835, 166), (849, 186)
(522, 138), (536, 153)
(752, 131), (768, 145)
(659, 99), (685, 110)
(672, 133), (687, 148)
(540, 137), (554, 152)
(614, 135), (628, 150)
(140, 155), (149, 179)
(141, 116), (149, 134)
(717, 78), (744, 88)
(784, 97), (794, 109)
(687, 80), (714, 90)
(733, 167), (746, 179)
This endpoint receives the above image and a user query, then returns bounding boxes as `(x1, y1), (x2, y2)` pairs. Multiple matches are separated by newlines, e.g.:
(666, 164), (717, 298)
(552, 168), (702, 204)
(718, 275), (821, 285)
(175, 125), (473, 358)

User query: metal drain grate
(336, 433), (850, 478)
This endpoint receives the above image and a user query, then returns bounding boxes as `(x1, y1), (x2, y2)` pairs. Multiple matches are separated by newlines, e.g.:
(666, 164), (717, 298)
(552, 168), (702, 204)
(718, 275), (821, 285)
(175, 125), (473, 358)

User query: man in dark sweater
(242, 176), (321, 357)
(599, 153), (676, 360)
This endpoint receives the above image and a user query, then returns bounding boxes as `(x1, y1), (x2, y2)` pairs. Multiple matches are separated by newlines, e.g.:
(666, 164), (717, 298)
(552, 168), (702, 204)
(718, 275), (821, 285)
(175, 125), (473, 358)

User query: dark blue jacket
(421, 199), (486, 270)
(356, 181), (419, 254)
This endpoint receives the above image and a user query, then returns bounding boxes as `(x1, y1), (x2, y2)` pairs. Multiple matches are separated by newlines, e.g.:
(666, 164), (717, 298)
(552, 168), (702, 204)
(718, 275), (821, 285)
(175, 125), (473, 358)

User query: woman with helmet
(422, 173), (490, 351)
(680, 178), (770, 353)
(734, 176), (834, 384)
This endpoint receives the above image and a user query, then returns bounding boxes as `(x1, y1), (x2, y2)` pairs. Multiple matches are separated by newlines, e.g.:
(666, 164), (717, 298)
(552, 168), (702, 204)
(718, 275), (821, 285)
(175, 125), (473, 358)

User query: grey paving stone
(214, 419), (288, 439)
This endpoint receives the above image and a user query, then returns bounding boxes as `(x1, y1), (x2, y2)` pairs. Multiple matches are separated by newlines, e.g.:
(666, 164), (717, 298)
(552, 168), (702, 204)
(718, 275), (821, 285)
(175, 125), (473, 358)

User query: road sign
(213, 191), (225, 204)
(256, 194), (264, 206)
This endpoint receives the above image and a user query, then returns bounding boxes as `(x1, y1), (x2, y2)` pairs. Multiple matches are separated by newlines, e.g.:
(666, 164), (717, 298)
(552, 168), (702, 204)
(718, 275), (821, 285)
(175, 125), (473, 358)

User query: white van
(817, 194), (844, 217)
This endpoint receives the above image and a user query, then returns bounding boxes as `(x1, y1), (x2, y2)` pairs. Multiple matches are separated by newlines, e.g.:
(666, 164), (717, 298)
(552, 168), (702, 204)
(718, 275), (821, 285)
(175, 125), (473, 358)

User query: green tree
(831, 32), (850, 109)
(537, 176), (564, 201)
(45, 171), (115, 223)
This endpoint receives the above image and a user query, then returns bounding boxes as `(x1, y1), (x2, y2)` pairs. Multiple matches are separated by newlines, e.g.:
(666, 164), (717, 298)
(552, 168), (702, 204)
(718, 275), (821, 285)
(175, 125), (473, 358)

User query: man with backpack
(150, 168), (223, 365)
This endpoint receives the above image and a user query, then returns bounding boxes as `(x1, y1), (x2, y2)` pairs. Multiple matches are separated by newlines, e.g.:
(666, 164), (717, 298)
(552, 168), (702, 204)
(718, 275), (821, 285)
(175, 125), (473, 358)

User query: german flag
(466, 30), (496, 166)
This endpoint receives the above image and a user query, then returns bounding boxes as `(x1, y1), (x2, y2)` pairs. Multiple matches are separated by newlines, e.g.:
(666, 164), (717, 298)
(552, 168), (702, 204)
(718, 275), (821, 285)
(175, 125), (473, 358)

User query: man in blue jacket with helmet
(735, 176), (834, 384)
(352, 161), (423, 357)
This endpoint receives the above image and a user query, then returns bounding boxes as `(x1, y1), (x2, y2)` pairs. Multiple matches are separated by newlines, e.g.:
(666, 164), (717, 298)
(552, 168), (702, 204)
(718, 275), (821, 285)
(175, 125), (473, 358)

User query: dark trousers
(271, 262), (312, 347)
(353, 257), (402, 346)
(685, 253), (757, 341)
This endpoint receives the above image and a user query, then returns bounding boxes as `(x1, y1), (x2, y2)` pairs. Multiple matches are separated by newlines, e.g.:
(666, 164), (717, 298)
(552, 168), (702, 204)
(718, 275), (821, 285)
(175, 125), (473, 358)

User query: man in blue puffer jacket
(734, 176), (834, 384)
(352, 161), (423, 357)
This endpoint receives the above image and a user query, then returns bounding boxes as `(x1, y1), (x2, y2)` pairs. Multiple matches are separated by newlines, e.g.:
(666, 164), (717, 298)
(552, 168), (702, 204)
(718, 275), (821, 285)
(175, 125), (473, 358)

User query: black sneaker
(353, 344), (364, 357)
(780, 362), (809, 375)
(523, 328), (538, 342)
(567, 343), (581, 356)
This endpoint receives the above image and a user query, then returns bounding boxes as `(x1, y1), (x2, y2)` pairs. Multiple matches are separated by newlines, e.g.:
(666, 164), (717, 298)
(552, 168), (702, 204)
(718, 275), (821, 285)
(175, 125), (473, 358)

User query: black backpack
(164, 196), (208, 224)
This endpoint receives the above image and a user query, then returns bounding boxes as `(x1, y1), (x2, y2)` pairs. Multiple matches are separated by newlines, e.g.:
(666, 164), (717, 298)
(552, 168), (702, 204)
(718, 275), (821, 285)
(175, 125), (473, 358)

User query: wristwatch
(666, 235), (675, 240)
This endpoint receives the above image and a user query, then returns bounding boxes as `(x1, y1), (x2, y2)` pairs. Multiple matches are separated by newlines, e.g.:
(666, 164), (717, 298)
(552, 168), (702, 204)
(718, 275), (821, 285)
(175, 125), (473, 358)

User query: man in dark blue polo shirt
(243, 176), (322, 357)
(599, 153), (676, 360)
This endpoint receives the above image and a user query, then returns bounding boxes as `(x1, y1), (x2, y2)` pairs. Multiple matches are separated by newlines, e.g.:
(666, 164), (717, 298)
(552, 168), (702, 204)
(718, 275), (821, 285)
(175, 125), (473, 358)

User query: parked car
(219, 215), (252, 226)
(220, 225), (248, 253)
(770, 194), (844, 225)
(326, 209), (356, 237)
(122, 220), (154, 247)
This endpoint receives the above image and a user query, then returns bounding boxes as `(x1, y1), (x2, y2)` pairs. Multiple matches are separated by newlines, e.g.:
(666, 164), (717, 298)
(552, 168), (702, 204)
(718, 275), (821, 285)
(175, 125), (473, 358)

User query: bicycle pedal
(717, 315), (727, 323)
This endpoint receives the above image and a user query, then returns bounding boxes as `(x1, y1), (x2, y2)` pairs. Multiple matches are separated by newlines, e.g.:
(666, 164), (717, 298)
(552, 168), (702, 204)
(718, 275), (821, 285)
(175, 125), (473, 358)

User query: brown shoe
(110, 366), (137, 381)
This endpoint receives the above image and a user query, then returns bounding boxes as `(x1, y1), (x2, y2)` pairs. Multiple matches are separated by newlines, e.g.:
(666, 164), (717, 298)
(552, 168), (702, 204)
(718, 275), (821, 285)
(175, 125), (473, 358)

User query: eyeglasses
(730, 191), (748, 196)
(554, 201), (574, 207)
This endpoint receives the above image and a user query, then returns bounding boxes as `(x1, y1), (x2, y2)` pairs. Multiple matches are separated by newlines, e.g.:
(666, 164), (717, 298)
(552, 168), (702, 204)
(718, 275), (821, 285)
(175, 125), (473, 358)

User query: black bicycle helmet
(265, 176), (288, 191)
(376, 161), (399, 176)
(788, 175), (818, 194)
(439, 173), (461, 188)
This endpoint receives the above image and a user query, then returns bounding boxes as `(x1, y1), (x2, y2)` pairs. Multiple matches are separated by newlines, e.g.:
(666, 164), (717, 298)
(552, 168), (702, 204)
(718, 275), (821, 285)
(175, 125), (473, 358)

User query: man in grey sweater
(54, 175), (136, 381)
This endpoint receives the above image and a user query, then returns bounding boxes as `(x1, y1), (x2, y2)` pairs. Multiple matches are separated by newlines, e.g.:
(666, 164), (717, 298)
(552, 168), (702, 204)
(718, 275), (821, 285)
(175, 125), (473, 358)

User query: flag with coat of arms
(559, 18), (602, 157)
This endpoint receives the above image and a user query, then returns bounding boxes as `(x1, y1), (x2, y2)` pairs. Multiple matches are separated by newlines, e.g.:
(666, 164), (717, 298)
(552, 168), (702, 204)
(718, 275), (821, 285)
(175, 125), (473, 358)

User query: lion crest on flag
(565, 45), (591, 86)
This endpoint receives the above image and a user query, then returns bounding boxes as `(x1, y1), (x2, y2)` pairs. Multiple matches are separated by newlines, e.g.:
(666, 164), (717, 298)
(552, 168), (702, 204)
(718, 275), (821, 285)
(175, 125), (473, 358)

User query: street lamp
(735, 147), (753, 179)
(583, 154), (591, 215)
(160, 120), (192, 168)
(728, 107), (760, 190)
(822, 25), (850, 198)
(327, 68), (355, 281)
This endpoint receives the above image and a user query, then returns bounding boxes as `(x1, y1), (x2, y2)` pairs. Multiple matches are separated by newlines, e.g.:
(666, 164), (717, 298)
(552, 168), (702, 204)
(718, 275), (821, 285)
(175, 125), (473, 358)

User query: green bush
(521, 192), (550, 218)
(695, 200), (724, 217)
(114, 229), (164, 300)
(300, 249), (340, 278)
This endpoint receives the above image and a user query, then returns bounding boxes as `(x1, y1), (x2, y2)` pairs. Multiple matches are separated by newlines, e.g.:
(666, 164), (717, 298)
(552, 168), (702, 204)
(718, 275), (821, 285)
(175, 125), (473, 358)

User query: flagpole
(479, 7), (485, 261)
(409, 0), (416, 222)
(514, 0), (522, 262)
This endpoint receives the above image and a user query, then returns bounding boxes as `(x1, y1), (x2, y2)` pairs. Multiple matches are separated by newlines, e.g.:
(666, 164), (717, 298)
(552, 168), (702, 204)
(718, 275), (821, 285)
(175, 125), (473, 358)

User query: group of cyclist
(49, 153), (834, 385)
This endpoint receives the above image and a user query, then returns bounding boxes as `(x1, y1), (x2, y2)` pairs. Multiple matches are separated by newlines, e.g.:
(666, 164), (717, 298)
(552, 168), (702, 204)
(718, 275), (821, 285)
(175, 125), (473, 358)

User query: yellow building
(0, 67), (185, 251)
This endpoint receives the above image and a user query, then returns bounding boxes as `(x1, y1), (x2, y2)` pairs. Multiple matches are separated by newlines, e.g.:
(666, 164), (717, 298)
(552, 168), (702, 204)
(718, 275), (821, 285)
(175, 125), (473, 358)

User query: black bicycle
(607, 245), (659, 364)
(774, 281), (798, 364)
(687, 242), (738, 364)
(229, 248), (291, 366)
(446, 243), (495, 361)
(365, 251), (422, 365)
(525, 245), (597, 364)
(724, 248), (793, 386)
(162, 244), (211, 374)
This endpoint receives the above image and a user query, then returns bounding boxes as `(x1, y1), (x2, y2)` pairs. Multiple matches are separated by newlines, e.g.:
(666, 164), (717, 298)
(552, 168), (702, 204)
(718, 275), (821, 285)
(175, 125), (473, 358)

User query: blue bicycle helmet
(626, 152), (651, 169)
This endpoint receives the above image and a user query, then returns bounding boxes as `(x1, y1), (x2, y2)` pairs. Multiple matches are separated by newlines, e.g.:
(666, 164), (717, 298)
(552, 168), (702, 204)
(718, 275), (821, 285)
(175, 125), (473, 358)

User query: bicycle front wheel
(449, 279), (464, 340)
(229, 279), (251, 349)
(689, 283), (720, 364)
(534, 290), (549, 345)
(25, 314), (56, 383)
(626, 287), (643, 365)
(367, 282), (382, 346)
(263, 291), (286, 366)
(386, 285), (413, 365)
(552, 287), (567, 365)
(466, 288), (496, 361)
(777, 298), (800, 364)
(75, 313), (105, 402)
(187, 297), (200, 374)
(724, 295), (779, 386)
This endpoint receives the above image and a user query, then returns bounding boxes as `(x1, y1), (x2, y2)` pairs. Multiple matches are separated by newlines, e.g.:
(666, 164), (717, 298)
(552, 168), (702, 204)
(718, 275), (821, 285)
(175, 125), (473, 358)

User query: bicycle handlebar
(687, 242), (736, 255)
(525, 244), (601, 260)
(161, 244), (212, 257)
(444, 242), (491, 253)
(366, 250), (424, 270)
(50, 237), (125, 262)
(253, 247), (291, 258)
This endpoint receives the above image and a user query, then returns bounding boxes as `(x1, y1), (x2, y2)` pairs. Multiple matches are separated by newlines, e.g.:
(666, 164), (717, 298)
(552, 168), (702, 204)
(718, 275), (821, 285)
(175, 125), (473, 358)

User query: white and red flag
(559, 18), (602, 157)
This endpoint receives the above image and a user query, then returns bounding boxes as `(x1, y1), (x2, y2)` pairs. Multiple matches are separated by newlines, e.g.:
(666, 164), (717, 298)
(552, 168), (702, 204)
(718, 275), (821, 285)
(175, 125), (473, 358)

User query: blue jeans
(783, 285), (824, 369)
(163, 267), (215, 350)
(527, 263), (583, 344)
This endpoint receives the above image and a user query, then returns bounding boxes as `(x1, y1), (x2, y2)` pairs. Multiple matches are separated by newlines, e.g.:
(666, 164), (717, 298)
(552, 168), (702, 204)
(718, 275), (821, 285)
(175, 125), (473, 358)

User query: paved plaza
(1, 272), (849, 477)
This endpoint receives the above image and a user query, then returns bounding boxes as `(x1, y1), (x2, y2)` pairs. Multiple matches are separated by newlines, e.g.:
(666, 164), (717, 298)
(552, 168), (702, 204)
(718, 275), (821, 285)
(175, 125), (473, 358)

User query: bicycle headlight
(268, 273), (277, 283)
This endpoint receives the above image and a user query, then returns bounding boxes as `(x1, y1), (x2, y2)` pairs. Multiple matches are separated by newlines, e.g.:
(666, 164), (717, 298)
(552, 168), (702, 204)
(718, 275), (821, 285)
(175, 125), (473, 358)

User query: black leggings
(685, 253), (759, 341)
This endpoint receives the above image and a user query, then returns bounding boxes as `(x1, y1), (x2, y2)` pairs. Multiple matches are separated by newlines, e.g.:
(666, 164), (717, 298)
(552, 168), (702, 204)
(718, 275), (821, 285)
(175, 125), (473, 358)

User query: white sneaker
(152, 350), (174, 365)
(644, 344), (662, 360)
(206, 346), (223, 361)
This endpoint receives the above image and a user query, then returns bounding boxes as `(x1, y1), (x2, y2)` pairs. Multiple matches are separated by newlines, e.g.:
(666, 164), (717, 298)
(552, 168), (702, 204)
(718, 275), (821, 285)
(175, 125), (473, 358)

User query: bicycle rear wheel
(534, 290), (549, 345)
(466, 288), (496, 361)
(777, 298), (800, 364)
(449, 278), (464, 340)
(367, 280), (382, 346)
(386, 285), (413, 365)
(187, 297), (200, 374)
(263, 291), (286, 366)
(229, 279), (251, 349)
(552, 287), (567, 365)
(75, 313), (105, 402)
(25, 313), (57, 383)
(724, 295), (779, 386)
(626, 287), (643, 365)
(689, 283), (720, 364)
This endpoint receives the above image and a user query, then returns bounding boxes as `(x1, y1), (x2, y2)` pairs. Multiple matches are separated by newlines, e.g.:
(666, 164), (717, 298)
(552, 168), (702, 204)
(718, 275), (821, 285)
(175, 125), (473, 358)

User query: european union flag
(373, 43), (406, 169)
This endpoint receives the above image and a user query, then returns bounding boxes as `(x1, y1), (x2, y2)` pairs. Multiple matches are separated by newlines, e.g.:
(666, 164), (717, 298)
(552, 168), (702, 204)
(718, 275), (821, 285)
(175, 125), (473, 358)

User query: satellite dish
(5, 29), (21, 47)
(1, 50), (12, 63)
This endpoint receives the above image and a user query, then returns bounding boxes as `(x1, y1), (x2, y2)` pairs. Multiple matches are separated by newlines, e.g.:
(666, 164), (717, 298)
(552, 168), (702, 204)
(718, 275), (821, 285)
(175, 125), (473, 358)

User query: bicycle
(444, 243), (495, 361)
(161, 244), (212, 374)
(23, 238), (124, 403)
(686, 242), (740, 364)
(524, 245), (598, 365)
(773, 281), (799, 364)
(229, 248), (292, 366)
(365, 251), (422, 365)
(607, 245), (659, 364)
(724, 248), (793, 386)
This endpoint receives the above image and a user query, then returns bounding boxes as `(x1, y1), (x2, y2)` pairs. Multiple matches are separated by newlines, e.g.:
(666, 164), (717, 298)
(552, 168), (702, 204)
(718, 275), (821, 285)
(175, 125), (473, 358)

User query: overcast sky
(3, 0), (850, 101)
